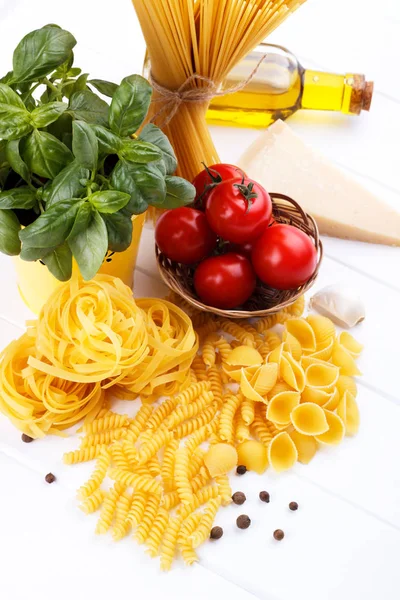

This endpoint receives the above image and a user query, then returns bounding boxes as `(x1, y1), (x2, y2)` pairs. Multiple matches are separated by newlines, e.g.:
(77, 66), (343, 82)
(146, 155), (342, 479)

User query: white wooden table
(1, 1), (399, 599)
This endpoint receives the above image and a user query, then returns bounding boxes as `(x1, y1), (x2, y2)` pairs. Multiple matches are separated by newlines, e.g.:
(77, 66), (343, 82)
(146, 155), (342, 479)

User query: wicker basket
(156, 193), (323, 319)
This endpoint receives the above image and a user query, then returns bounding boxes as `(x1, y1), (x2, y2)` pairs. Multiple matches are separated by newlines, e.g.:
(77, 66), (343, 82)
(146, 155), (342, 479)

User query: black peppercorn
(210, 526), (223, 540)
(232, 491), (246, 505)
(273, 529), (284, 541)
(45, 473), (56, 484)
(259, 491), (270, 503)
(289, 501), (298, 511)
(21, 433), (34, 443)
(236, 515), (251, 529)
(236, 465), (247, 475)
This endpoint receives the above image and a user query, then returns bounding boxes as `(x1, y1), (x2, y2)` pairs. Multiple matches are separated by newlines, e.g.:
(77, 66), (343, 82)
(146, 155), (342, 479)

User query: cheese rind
(239, 120), (400, 246)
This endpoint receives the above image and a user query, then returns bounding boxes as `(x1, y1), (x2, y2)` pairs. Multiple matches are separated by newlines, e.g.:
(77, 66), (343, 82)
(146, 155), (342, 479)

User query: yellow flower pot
(13, 213), (146, 315)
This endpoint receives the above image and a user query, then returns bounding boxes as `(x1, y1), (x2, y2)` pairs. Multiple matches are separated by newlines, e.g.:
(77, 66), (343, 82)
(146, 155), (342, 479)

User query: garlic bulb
(310, 285), (366, 328)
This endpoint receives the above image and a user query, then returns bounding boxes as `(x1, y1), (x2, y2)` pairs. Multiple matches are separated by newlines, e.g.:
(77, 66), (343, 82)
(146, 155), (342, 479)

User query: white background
(1, 1), (400, 599)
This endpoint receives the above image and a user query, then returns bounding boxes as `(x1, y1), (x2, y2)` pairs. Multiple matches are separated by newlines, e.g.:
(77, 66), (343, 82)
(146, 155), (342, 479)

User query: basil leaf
(42, 242), (72, 281)
(24, 96), (36, 111)
(0, 83), (26, 108)
(162, 176), (196, 209)
(0, 84), (33, 140)
(110, 160), (147, 215)
(71, 73), (89, 94)
(139, 123), (177, 175)
(90, 124), (122, 155)
(51, 52), (75, 79)
(43, 160), (89, 208)
(89, 190), (130, 214)
(19, 198), (83, 248)
(109, 75), (152, 137)
(128, 162), (166, 207)
(30, 102), (67, 128)
(0, 187), (36, 210)
(72, 120), (98, 169)
(68, 90), (109, 127)
(0, 209), (21, 255)
(23, 129), (73, 179)
(0, 72), (14, 85)
(20, 244), (57, 261)
(101, 211), (132, 252)
(12, 26), (76, 84)
(67, 203), (108, 280)
(89, 79), (118, 98)
(120, 139), (162, 164)
(6, 139), (30, 183)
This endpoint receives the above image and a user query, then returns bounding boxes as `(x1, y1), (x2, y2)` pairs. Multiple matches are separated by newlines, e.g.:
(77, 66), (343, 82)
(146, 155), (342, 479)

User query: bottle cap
(348, 74), (374, 114)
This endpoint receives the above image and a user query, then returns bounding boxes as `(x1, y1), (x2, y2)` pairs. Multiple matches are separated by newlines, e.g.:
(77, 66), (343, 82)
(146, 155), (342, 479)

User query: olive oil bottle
(206, 44), (373, 129)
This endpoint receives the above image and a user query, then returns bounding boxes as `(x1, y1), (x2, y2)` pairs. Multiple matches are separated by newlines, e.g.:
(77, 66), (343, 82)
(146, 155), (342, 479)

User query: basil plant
(0, 24), (195, 281)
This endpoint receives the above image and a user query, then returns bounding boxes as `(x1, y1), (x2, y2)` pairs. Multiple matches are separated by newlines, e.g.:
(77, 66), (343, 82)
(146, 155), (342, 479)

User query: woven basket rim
(156, 193), (323, 319)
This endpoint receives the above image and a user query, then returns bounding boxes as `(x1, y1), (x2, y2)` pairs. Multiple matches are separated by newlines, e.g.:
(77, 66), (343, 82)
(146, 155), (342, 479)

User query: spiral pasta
(234, 411), (250, 443)
(174, 447), (193, 505)
(146, 507), (170, 557)
(219, 320), (255, 347)
(83, 413), (129, 435)
(135, 495), (160, 544)
(189, 498), (222, 548)
(96, 482), (126, 534)
(126, 492), (148, 528)
(147, 397), (178, 430)
(190, 355), (208, 381)
(241, 397), (255, 426)
(109, 468), (163, 496)
(167, 391), (214, 429)
(112, 491), (132, 541)
(208, 366), (224, 405)
(126, 405), (153, 443)
(202, 333), (219, 367)
(173, 380), (211, 405)
(185, 424), (210, 454)
(161, 439), (179, 492)
(160, 516), (182, 571)
(251, 406), (273, 446)
(79, 489), (106, 514)
(218, 393), (241, 443)
(178, 485), (220, 519)
(77, 450), (111, 499)
(63, 444), (108, 465)
(215, 475), (232, 506)
(80, 427), (127, 448)
(174, 402), (219, 440)
(136, 427), (173, 465)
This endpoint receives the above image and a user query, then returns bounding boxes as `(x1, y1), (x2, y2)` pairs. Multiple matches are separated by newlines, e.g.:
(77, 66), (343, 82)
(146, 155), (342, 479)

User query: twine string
(149, 52), (269, 127)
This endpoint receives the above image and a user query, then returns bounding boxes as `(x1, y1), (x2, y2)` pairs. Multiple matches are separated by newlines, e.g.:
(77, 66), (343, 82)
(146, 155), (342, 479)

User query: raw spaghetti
(132, 0), (307, 183)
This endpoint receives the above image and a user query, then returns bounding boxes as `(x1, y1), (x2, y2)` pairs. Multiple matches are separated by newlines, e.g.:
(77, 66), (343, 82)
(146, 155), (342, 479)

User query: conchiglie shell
(337, 391), (360, 436)
(289, 430), (318, 464)
(281, 332), (302, 361)
(331, 342), (362, 377)
(223, 363), (258, 383)
(268, 432), (298, 472)
(225, 346), (263, 367)
(305, 363), (339, 390)
(306, 315), (336, 344)
(308, 338), (334, 361)
(291, 403), (329, 436)
(237, 440), (269, 474)
(267, 343), (284, 366)
(281, 352), (306, 392)
(301, 386), (332, 407)
(315, 410), (345, 445)
(240, 369), (266, 404)
(336, 375), (358, 399)
(285, 319), (316, 352)
(301, 355), (329, 370)
(322, 387), (340, 411)
(204, 443), (238, 477)
(268, 381), (293, 398)
(251, 363), (278, 396)
(337, 332), (364, 358)
(267, 391), (301, 425)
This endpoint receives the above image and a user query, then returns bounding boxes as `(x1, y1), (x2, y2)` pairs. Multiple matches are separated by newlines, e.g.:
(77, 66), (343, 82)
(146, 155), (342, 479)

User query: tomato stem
(234, 181), (258, 213)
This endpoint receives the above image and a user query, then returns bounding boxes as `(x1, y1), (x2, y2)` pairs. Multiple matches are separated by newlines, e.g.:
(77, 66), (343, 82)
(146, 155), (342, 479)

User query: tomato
(205, 179), (272, 244)
(194, 252), (256, 309)
(192, 164), (245, 205)
(252, 224), (318, 290)
(155, 207), (217, 265)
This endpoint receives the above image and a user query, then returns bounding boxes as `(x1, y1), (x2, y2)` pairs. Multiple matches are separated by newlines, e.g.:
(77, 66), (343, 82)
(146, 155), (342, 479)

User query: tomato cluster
(155, 164), (318, 310)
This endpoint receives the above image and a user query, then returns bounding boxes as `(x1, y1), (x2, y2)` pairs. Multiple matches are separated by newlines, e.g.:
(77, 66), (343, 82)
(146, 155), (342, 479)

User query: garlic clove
(310, 285), (366, 328)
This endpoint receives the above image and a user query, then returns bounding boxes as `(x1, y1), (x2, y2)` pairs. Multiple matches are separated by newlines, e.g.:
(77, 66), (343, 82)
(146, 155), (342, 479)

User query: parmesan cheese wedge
(239, 120), (400, 246)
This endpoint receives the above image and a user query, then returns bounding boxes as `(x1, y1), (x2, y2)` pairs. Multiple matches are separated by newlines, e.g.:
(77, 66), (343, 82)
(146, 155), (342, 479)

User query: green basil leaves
(109, 75), (152, 137)
(67, 203), (108, 280)
(23, 130), (73, 178)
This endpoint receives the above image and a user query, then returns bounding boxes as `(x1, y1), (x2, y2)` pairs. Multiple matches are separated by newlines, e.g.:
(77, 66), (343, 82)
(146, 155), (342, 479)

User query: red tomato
(155, 207), (217, 265)
(192, 164), (245, 204)
(194, 252), (256, 309)
(252, 224), (318, 290)
(205, 179), (272, 244)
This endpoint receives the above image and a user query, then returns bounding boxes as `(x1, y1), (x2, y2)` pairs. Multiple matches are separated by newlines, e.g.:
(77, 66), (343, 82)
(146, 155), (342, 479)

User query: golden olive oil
(206, 44), (373, 129)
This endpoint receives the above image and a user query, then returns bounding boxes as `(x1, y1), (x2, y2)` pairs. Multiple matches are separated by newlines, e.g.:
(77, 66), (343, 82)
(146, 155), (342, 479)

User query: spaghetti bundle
(132, 0), (306, 182)
(0, 276), (197, 438)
